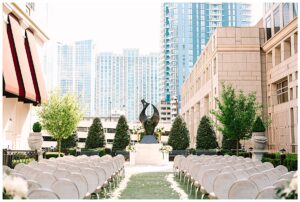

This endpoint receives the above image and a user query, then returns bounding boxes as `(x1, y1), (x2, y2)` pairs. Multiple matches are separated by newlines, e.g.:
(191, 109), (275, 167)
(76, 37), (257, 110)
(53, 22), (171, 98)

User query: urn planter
(252, 132), (267, 150)
(28, 132), (43, 151)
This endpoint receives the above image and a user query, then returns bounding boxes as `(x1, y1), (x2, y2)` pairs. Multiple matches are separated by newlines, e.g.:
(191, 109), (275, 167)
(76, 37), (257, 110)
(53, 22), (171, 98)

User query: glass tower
(57, 40), (95, 116)
(95, 49), (159, 122)
(160, 3), (252, 105)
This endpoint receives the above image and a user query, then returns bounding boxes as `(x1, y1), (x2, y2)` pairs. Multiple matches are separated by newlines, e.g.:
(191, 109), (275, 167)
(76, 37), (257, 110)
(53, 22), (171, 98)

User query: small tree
(61, 131), (78, 153)
(211, 83), (258, 155)
(38, 91), (83, 156)
(112, 115), (130, 152)
(168, 115), (190, 150)
(196, 115), (218, 150)
(85, 118), (105, 149)
(252, 117), (266, 132)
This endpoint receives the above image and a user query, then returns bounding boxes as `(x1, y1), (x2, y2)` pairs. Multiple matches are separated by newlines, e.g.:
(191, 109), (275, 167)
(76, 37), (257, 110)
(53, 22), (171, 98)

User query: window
(289, 74), (293, 82)
(275, 44), (281, 65)
(274, 7), (281, 34)
(276, 79), (288, 104)
(296, 86), (298, 98)
(267, 51), (273, 70)
(290, 88), (293, 100)
(266, 15), (272, 40)
(296, 71), (298, 80)
(283, 3), (290, 27)
(293, 3), (298, 17)
(213, 57), (217, 75)
(284, 37), (291, 60)
(294, 32), (298, 54)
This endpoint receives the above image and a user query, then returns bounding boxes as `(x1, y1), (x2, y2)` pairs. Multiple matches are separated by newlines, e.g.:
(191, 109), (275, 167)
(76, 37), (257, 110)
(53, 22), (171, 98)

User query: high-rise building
(160, 3), (252, 105)
(57, 40), (96, 116)
(95, 49), (159, 122)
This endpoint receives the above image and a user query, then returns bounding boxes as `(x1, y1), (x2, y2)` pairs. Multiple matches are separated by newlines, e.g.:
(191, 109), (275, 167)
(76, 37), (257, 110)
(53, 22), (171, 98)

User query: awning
(25, 29), (48, 103)
(7, 14), (36, 103)
(3, 21), (19, 97)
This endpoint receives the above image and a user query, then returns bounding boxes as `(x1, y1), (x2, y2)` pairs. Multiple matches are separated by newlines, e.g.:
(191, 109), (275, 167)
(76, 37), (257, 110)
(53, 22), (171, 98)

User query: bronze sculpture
(139, 99), (160, 144)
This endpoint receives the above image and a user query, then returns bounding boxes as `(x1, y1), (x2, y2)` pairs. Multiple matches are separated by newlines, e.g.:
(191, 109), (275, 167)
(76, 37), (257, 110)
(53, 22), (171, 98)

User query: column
(190, 107), (194, 148)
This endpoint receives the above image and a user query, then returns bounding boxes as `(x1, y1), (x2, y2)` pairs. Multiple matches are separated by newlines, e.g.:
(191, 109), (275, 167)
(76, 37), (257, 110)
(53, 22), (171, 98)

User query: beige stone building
(181, 26), (265, 148)
(181, 3), (298, 153)
(262, 3), (298, 153)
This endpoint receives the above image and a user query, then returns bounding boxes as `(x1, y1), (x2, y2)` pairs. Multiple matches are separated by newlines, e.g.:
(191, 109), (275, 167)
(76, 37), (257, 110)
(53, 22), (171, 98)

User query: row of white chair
(174, 155), (296, 199)
(6, 154), (125, 199)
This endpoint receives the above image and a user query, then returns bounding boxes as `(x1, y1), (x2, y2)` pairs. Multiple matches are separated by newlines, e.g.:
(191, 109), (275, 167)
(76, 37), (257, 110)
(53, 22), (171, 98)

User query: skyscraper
(160, 3), (252, 105)
(95, 49), (159, 122)
(57, 40), (95, 116)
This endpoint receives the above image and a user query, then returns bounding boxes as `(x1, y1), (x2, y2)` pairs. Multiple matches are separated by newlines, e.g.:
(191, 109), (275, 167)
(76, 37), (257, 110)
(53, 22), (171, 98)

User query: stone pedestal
(252, 150), (267, 161)
(134, 143), (164, 165)
(129, 152), (136, 165)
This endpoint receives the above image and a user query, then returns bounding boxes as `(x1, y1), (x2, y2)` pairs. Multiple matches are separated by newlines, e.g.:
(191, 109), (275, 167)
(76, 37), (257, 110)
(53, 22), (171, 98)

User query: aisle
(110, 162), (188, 199)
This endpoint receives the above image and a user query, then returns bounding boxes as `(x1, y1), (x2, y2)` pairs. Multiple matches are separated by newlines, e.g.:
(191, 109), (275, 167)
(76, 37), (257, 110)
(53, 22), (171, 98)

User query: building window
(289, 74), (293, 82)
(266, 15), (272, 40)
(290, 88), (293, 100)
(273, 7), (281, 34)
(283, 3), (290, 27)
(296, 86), (298, 98)
(213, 57), (217, 75)
(276, 79), (288, 104)
(294, 32), (298, 54)
(275, 44), (281, 65)
(293, 3), (298, 17)
(296, 71), (298, 80)
(266, 51), (273, 70)
(284, 37), (291, 60)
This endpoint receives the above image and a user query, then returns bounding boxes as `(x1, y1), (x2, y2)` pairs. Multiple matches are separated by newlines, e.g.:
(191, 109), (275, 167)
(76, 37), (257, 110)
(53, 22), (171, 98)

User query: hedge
(45, 152), (65, 159)
(81, 148), (106, 157)
(262, 153), (297, 171)
(67, 148), (76, 156)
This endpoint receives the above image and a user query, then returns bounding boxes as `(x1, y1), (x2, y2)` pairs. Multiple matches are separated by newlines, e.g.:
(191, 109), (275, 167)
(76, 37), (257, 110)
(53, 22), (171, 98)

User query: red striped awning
(7, 14), (36, 103)
(25, 29), (48, 103)
(3, 21), (19, 97)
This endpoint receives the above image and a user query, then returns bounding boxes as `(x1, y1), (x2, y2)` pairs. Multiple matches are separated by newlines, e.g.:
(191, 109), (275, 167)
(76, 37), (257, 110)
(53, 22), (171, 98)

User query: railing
(3, 149), (38, 168)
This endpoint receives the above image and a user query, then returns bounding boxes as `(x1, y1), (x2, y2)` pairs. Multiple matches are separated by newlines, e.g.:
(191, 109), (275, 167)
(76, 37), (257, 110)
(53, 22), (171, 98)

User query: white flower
(289, 171), (298, 193)
(126, 144), (136, 152)
(3, 174), (28, 199)
(160, 145), (173, 153)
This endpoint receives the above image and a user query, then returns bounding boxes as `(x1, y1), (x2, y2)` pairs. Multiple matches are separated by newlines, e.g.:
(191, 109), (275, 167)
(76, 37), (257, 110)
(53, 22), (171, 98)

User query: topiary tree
(112, 115), (130, 152)
(196, 115), (218, 150)
(85, 118), (105, 149)
(61, 131), (78, 153)
(252, 117), (266, 132)
(168, 115), (190, 150)
(37, 90), (83, 156)
(32, 122), (42, 132)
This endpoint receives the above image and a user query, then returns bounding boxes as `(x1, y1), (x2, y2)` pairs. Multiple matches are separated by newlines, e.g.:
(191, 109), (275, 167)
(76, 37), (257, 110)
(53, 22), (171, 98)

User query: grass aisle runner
(119, 172), (181, 199)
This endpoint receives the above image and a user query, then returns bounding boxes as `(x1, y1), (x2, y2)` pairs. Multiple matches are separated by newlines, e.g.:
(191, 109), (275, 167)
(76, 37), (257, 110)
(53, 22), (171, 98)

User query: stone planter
(28, 132), (43, 151)
(129, 152), (136, 165)
(163, 152), (169, 164)
(252, 132), (267, 150)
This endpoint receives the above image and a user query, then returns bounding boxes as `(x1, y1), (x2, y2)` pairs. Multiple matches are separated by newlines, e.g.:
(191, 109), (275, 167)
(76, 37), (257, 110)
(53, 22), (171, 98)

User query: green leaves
(252, 117), (266, 132)
(167, 116), (190, 150)
(196, 116), (218, 149)
(85, 118), (105, 149)
(112, 115), (130, 151)
(37, 90), (83, 154)
(211, 83), (259, 153)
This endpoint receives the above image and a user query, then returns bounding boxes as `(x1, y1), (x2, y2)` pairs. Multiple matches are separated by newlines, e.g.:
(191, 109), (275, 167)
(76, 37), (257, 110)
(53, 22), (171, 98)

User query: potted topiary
(251, 117), (267, 150)
(28, 122), (43, 151)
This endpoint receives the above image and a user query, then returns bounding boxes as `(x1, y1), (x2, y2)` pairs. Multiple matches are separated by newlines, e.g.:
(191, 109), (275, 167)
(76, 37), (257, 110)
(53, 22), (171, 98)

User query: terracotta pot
(28, 132), (43, 150)
(252, 132), (267, 150)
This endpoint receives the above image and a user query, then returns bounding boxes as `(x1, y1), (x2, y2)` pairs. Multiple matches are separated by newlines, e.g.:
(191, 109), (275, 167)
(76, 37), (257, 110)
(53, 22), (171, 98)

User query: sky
(42, 1), (263, 54)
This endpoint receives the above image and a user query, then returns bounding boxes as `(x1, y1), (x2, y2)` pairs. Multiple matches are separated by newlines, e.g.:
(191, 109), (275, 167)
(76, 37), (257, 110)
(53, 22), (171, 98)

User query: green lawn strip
(119, 172), (180, 199)
(173, 174), (209, 199)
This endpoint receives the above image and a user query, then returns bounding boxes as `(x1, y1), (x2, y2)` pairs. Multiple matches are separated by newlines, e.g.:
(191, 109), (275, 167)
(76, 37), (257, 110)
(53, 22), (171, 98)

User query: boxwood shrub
(45, 152), (65, 159)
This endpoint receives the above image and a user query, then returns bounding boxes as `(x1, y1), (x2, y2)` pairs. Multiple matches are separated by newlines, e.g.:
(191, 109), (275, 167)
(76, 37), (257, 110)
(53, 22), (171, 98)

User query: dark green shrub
(67, 148), (76, 156)
(61, 131), (78, 153)
(222, 138), (241, 150)
(45, 152), (65, 159)
(104, 148), (112, 155)
(112, 116), (130, 152)
(263, 153), (277, 159)
(196, 116), (218, 149)
(85, 118), (105, 149)
(168, 116), (190, 150)
(252, 117), (265, 132)
(98, 148), (106, 157)
(189, 148), (196, 155)
(32, 122), (42, 132)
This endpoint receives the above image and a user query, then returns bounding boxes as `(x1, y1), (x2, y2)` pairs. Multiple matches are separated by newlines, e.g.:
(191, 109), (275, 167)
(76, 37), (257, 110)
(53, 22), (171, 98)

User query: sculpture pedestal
(134, 143), (165, 165)
(252, 150), (267, 161)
